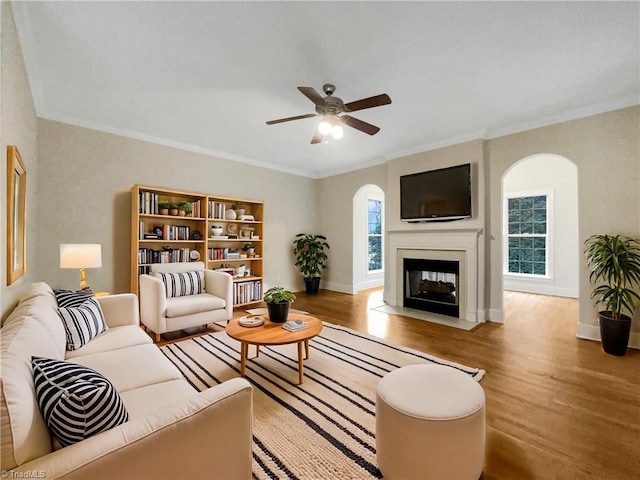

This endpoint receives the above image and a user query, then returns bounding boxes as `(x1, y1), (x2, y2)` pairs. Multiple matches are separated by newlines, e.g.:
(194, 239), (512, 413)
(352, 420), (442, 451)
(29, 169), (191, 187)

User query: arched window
(367, 194), (384, 272)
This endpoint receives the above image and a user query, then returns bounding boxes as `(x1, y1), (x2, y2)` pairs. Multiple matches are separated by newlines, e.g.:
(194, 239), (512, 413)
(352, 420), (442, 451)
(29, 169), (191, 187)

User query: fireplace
(404, 258), (460, 317)
(386, 229), (483, 323)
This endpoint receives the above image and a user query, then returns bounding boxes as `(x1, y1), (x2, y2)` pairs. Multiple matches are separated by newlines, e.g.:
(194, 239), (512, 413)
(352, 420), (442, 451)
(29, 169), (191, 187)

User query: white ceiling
(12, 1), (639, 178)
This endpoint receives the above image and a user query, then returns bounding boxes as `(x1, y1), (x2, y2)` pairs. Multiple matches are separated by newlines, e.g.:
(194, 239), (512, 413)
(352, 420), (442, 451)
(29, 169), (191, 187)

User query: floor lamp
(60, 244), (102, 290)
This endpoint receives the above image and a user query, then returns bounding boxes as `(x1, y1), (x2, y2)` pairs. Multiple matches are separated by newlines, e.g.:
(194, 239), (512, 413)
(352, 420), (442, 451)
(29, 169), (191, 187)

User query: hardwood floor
(166, 288), (640, 479)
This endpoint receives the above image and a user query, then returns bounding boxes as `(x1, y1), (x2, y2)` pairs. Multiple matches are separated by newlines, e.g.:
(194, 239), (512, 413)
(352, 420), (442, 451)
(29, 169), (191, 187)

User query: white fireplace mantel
(384, 228), (484, 323)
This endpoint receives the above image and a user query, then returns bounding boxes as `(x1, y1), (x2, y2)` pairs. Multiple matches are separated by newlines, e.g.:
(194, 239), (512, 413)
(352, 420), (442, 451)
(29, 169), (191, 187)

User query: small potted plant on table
(263, 286), (296, 323)
(584, 234), (640, 356)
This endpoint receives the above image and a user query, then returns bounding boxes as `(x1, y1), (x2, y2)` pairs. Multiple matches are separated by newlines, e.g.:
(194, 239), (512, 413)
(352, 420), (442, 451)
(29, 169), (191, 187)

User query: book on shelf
(283, 320), (308, 332)
(139, 191), (159, 215)
(233, 280), (261, 305)
(138, 247), (191, 264)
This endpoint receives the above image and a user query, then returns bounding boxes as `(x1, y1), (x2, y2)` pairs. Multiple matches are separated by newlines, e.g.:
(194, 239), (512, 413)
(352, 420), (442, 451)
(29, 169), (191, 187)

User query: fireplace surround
(384, 229), (484, 323)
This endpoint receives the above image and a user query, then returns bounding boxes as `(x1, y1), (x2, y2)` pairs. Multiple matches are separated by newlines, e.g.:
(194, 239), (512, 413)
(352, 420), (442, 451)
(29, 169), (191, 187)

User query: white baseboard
(355, 278), (384, 292)
(322, 281), (356, 295)
(488, 308), (504, 323)
(576, 323), (640, 350)
(503, 280), (578, 298)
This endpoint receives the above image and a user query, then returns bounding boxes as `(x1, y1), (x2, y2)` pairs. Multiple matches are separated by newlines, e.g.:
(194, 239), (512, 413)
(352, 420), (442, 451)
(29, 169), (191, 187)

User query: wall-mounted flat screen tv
(400, 163), (472, 222)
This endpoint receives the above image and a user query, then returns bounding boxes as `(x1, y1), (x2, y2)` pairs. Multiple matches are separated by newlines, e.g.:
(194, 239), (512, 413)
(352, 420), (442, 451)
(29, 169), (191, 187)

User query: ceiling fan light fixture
(318, 118), (332, 135)
(331, 124), (344, 139)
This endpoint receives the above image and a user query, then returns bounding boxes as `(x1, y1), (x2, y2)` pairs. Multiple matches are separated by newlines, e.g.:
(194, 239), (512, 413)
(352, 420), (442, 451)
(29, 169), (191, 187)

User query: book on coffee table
(283, 320), (307, 332)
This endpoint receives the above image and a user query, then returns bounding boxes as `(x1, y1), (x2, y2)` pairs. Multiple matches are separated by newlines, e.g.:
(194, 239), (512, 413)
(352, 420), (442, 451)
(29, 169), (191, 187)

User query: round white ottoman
(376, 364), (485, 480)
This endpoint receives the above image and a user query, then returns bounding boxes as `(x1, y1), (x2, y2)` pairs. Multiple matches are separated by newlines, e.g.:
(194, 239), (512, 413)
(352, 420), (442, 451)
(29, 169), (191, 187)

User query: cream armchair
(140, 262), (233, 342)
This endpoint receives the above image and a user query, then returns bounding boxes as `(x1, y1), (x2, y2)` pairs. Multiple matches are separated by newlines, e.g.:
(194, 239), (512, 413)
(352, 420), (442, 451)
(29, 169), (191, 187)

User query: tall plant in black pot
(293, 234), (330, 294)
(585, 234), (640, 356)
(264, 286), (296, 323)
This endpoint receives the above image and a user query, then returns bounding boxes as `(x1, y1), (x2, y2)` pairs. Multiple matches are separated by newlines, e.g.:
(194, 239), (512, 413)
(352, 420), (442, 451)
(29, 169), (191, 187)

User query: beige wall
(36, 120), (316, 295)
(1, 2), (39, 320)
(487, 106), (639, 334)
(316, 163), (388, 293)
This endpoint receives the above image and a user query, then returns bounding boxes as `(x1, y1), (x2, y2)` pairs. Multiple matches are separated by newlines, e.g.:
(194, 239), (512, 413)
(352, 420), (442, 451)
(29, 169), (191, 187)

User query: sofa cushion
(65, 325), (152, 360)
(3, 283), (66, 359)
(53, 288), (95, 308)
(32, 356), (129, 447)
(58, 298), (108, 350)
(155, 270), (204, 298)
(165, 293), (226, 318)
(71, 344), (184, 393)
(119, 379), (197, 418)
(1, 317), (60, 470)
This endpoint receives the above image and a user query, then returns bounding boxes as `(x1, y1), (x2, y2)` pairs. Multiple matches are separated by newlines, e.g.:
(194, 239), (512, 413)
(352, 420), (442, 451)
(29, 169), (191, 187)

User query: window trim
(366, 194), (384, 274)
(503, 189), (553, 279)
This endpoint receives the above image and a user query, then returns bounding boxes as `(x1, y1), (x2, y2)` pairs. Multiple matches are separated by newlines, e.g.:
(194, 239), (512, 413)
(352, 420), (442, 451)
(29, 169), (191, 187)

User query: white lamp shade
(60, 244), (102, 269)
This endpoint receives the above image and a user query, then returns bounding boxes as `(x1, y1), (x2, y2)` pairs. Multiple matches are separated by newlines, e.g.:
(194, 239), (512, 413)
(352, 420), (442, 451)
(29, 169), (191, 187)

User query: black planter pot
(267, 301), (291, 323)
(598, 311), (632, 356)
(304, 277), (321, 294)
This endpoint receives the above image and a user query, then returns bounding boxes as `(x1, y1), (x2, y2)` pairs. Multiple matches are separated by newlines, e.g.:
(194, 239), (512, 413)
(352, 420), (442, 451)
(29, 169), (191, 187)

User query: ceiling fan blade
(298, 87), (327, 106)
(266, 113), (318, 125)
(311, 132), (324, 144)
(340, 115), (381, 135)
(344, 93), (392, 112)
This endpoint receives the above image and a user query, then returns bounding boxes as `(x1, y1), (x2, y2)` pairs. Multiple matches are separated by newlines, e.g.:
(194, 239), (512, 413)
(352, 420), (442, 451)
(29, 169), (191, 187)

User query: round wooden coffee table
(226, 314), (323, 384)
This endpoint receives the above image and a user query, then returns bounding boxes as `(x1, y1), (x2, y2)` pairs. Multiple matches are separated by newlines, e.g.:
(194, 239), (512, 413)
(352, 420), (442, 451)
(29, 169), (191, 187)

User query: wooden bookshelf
(130, 185), (264, 307)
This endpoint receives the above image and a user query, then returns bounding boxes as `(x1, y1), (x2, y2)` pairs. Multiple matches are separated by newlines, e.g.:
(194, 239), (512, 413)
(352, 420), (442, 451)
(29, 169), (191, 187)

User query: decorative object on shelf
(232, 203), (247, 218)
(293, 233), (330, 294)
(177, 201), (192, 217)
(226, 223), (238, 235)
(242, 243), (255, 254)
(239, 227), (254, 239)
(60, 244), (102, 290)
(191, 230), (202, 240)
(584, 234), (640, 356)
(225, 209), (237, 220)
(169, 204), (179, 216)
(263, 286), (296, 323)
(189, 250), (200, 261)
(236, 264), (246, 277)
(239, 214), (255, 221)
(153, 226), (163, 236)
(6, 145), (27, 285)
(211, 225), (224, 237)
(158, 201), (171, 215)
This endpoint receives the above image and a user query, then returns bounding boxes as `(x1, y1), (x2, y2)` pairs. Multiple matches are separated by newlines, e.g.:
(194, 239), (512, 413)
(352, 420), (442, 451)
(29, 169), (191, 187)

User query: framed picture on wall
(6, 146), (27, 285)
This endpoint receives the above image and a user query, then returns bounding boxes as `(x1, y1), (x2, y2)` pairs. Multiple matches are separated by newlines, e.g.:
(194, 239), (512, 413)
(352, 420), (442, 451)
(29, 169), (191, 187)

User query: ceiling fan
(266, 84), (391, 144)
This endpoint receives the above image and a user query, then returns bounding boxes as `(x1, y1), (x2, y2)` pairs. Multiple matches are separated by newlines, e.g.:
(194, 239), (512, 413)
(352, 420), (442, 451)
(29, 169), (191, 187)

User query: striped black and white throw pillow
(155, 270), (204, 298)
(57, 298), (108, 350)
(32, 356), (129, 447)
(53, 288), (94, 308)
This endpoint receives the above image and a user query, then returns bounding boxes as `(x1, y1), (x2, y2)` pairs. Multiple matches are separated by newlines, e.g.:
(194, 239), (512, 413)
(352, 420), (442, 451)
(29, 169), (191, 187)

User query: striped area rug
(161, 322), (485, 479)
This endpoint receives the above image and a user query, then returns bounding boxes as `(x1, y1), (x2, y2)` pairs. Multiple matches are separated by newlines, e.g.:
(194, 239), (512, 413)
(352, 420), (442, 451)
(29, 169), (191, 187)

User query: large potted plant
(293, 234), (330, 294)
(584, 234), (640, 356)
(263, 286), (296, 323)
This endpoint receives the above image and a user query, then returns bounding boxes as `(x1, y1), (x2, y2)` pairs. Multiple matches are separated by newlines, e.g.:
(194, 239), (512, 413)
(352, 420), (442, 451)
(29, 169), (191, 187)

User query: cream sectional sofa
(0, 283), (252, 479)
